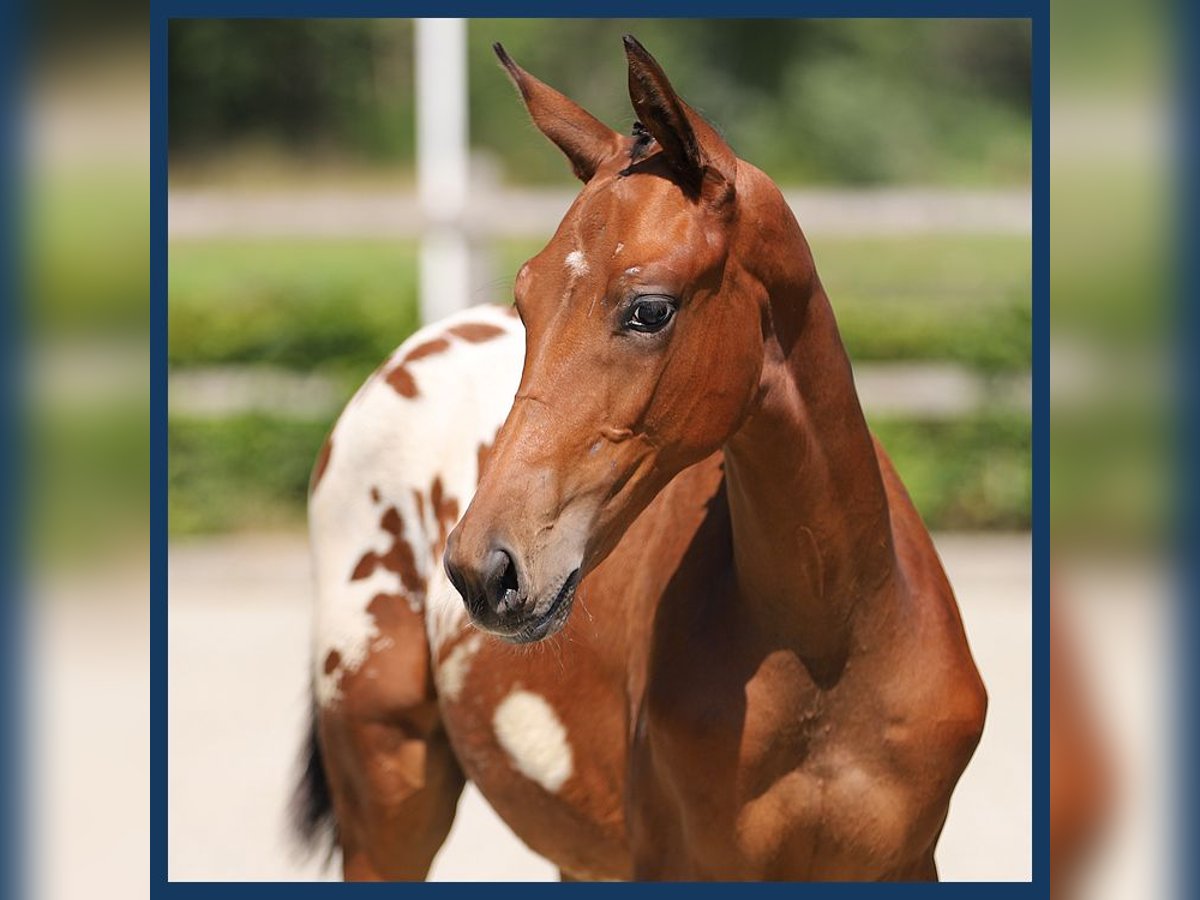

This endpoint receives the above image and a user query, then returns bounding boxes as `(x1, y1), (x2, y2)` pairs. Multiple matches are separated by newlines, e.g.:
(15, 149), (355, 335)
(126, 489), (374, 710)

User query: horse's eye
(625, 296), (676, 334)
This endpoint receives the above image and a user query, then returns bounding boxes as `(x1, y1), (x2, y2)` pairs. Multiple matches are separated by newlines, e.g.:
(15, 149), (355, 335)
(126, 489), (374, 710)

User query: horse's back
(308, 304), (523, 706)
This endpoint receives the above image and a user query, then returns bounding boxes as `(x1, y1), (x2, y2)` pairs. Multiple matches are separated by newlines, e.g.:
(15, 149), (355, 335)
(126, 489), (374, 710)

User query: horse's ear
(494, 43), (622, 183)
(622, 34), (736, 207)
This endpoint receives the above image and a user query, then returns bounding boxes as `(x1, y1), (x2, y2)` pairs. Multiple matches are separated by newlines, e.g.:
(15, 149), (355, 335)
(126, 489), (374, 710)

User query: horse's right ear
(494, 43), (623, 183)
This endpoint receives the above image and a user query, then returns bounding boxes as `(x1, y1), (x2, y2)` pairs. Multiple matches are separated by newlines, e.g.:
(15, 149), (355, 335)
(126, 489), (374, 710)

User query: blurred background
(15, 5), (1185, 898)
(166, 18), (1032, 536)
(164, 17), (1034, 883)
(1048, 1), (1177, 898)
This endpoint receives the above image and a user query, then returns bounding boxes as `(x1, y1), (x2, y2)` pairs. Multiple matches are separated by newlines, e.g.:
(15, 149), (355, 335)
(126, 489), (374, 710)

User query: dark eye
(624, 296), (677, 334)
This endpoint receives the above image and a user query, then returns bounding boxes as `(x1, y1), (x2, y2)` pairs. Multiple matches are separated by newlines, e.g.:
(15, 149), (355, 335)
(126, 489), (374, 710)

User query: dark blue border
(161, 1), (1036, 18)
(1028, 4), (1048, 893)
(1, 0), (23, 896)
(152, 3), (170, 892)
(151, 4), (1048, 895)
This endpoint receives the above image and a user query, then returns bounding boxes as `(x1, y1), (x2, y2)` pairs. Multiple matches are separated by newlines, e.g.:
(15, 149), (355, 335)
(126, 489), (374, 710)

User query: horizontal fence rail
(168, 186), (1031, 241)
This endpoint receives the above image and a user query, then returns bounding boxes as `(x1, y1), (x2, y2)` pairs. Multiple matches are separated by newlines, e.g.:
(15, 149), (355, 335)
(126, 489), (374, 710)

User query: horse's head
(445, 36), (774, 642)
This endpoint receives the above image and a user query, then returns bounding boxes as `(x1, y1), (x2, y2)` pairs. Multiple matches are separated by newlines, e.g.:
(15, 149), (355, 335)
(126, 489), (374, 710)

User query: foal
(297, 37), (986, 881)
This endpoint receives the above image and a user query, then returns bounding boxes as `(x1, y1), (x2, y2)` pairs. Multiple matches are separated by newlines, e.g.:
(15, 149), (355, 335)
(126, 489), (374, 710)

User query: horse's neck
(722, 229), (895, 682)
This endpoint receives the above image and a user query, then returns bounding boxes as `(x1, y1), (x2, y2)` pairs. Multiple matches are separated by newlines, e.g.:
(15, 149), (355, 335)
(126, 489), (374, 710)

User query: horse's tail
(289, 699), (337, 862)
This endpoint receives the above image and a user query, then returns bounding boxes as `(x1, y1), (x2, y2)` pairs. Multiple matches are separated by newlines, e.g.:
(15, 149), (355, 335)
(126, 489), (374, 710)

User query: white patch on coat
(309, 304), (525, 706)
(564, 250), (588, 276)
(492, 689), (574, 792)
(613, 242), (624, 256)
(436, 633), (484, 702)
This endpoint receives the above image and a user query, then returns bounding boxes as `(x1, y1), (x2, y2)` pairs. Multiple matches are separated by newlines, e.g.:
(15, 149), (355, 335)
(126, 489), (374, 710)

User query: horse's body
(297, 38), (986, 881)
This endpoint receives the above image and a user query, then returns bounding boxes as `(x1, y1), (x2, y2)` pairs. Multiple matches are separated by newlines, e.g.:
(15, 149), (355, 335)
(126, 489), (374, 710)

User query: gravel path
(164, 531), (1032, 882)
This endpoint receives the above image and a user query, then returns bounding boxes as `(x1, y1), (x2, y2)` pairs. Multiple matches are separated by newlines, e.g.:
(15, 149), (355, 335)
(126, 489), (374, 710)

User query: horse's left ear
(622, 35), (736, 208)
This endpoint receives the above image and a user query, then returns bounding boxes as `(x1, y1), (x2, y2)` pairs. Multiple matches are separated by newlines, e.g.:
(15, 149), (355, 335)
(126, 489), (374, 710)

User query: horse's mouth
(494, 568), (581, 644)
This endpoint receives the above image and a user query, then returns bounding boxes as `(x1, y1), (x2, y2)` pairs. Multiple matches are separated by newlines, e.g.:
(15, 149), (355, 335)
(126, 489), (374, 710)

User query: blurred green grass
(169, 233), (1031, 384)
(167, 231), (1031, 535)
(168, 239), (422, 382)
(31, 170), (150, 338)
(169, 415), (328, 534)
(809, 235), (1031, 373)
(168, 412), (1030, 535)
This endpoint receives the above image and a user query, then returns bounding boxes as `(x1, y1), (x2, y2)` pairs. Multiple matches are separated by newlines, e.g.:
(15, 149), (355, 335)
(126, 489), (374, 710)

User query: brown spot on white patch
(385, 365), (418, 398)
(404, 336), (451, 363)
(349, 506), (426, 597)
(382, 336), (453, 399)
(411, 488), (426, 530)
(448, 322), (505, 343)
(370, 486), (381, 504)
(310, 433), (333, 494)
(323, 650), (342, 676)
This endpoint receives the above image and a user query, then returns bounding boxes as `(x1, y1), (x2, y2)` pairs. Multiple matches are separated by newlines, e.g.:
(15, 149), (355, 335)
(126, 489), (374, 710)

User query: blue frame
(150, 3), (1049, 894)
(1, 0), (24, 897)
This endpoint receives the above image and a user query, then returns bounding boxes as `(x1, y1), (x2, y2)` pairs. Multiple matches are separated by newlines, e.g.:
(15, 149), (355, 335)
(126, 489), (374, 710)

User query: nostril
(485, 547), (522, 614)
(499, 550), (519, 595)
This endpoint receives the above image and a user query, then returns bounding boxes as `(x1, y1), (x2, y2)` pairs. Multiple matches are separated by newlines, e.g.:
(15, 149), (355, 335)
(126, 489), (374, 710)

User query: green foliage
(169, 415), (329, 534)
(811, 235), (1031, 371)
(169, 20), (415, 163)
(168, 234), (1029, 378)
(870, 414), (1031, 531)
(33, 400), (151, 563)
(167, 232), (1031, 535)
(169, 18), (1030, 186)
(498, 234), (1032, 372)
(168, 234), (1030, 378)
(30, 171), (150, 337)
(169, 239), (422, 382)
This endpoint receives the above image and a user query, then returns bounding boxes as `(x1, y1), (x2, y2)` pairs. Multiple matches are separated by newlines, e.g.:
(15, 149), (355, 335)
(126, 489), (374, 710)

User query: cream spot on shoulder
(492, 688), (574, 792)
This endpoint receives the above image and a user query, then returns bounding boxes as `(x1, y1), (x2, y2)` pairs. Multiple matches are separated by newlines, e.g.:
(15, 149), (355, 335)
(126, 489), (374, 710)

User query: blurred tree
(169, 19), (414, 163)
(169, 18), (1030, 185)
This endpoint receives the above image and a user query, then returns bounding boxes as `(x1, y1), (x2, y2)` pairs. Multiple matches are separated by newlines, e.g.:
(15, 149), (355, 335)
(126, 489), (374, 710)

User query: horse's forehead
(562, 177), (700, 262)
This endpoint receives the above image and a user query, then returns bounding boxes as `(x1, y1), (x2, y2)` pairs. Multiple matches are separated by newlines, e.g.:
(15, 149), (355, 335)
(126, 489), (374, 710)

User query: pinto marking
(436, 633), (484, 703)
(349, 506), (425, 595)
(493, 689), (575, 793)
(448, 322), (506, 343)
(309, 304), (525, 706)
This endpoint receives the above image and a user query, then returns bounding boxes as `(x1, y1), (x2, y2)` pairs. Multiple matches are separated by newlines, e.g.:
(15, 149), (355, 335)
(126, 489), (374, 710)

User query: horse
(294, 35), (987, 881)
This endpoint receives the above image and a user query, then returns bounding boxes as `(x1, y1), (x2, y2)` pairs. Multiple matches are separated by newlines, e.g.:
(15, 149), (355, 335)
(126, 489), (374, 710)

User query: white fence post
(415, 17), (470, 324)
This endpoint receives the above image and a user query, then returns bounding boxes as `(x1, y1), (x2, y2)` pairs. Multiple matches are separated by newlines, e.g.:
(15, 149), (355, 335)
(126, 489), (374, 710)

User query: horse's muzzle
(444, 532), (580, 642)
